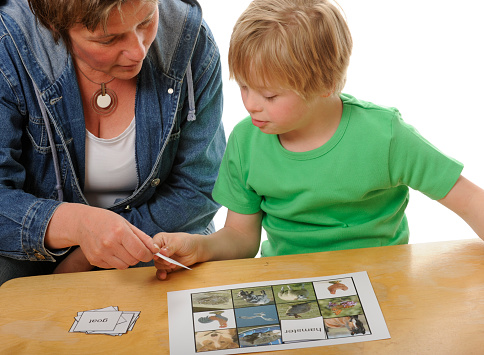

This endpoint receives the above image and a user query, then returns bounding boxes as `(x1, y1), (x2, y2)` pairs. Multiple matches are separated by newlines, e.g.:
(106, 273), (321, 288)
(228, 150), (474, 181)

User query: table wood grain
(0, 238), (482, 354)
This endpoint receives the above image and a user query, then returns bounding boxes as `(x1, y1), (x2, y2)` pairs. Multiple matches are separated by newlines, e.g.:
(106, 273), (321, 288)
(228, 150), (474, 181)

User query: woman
(0, 0), (225, 284)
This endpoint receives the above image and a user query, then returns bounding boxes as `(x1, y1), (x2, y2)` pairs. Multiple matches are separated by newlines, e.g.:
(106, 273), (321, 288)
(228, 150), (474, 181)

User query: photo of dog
(195, 329), (239, 351)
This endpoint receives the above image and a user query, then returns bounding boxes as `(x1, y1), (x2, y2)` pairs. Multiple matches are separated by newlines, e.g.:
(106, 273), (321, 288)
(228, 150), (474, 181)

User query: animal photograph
(276, 300), (321, 320)
(312, 278), (357, 299)
(232, 286), (274, 307)
(234, 304), (279, 328)
(194, 309), (236, 331)
(319, 295), (363, 318)
(191, 290), (234, 313)
(324, 315), (369, 338)
(238, 326), (282, 347)
(274, 283), (317, 303)
(195, 329), (239, 352)
(327, 281), (349, 294)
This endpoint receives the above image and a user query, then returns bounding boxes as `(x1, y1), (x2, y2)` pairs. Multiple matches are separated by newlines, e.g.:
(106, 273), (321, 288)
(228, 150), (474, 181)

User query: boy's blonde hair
(228, 0), (352, 100)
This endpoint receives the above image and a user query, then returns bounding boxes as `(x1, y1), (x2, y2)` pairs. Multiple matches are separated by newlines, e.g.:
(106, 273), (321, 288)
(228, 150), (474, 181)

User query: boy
(154, 0), (484, 279)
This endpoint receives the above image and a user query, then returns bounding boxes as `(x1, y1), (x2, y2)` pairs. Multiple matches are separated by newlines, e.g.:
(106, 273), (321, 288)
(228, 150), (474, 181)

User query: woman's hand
(45, 203), (158, 270)
(152, 232), (206, 280)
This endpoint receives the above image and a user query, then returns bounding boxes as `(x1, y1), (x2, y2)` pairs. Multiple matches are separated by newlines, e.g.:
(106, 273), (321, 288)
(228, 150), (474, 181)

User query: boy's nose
(244, 92), (263, 114)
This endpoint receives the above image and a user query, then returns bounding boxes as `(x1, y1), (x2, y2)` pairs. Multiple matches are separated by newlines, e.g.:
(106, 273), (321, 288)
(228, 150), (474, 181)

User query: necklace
(77, 66), (118, 115)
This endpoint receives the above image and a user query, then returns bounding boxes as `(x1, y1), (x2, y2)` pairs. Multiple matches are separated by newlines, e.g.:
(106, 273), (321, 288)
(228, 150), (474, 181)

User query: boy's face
(239, 83), (322, 137)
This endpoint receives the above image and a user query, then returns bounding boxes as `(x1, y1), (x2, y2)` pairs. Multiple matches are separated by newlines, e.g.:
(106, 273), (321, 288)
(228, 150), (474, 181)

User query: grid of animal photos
(168, 272), (389, 354)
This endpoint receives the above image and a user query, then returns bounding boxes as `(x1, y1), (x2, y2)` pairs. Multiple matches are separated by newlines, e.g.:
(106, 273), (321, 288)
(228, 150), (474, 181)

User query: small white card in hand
(155, 252), (192, 270)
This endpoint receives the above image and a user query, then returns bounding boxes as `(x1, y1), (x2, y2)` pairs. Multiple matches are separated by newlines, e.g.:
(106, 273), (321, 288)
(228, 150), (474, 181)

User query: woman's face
(68, 0), (159, 79)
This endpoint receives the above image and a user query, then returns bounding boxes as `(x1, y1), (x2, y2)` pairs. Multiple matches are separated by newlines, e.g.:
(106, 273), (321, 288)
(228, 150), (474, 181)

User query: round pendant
(97, 93), (111, 108)
(91, 87), (118, 115)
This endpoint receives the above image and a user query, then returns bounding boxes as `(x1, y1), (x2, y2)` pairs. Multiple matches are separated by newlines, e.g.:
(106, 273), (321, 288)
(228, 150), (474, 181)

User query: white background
(198, 0), (484, 247)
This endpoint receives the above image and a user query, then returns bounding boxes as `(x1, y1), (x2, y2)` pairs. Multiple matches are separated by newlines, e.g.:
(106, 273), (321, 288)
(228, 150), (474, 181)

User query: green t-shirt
(212, 94), (463, 256)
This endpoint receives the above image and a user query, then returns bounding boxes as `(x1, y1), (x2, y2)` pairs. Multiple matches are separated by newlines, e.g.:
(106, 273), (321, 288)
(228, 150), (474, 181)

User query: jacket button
(151, 178), (161, 187)
(34, 252), (45, 260)
(167, 88), (174, 94)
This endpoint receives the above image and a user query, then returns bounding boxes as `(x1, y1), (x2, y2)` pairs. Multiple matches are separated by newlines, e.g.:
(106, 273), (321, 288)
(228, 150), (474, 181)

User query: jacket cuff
(22, 200), (67, 261)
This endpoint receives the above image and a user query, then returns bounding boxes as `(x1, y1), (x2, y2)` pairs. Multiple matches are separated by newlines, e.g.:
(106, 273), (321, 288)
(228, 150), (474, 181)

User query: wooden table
(0, 238), (482, 354)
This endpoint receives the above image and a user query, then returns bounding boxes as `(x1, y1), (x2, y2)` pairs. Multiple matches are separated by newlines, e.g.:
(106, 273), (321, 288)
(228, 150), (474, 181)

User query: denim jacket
(0, 0), (225, 261)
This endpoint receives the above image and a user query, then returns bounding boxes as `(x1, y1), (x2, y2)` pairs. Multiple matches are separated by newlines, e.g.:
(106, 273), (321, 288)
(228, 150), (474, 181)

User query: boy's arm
(204, 209), (263, 261)
(53, 247), (94, 274)
(153, 210), (262, 280)
(438, 175), (484, 242)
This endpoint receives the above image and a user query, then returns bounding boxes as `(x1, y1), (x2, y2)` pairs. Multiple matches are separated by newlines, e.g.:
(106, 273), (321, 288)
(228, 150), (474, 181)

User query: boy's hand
(152, 211), (263, 280)
(152, 232), (205, 280)
(53, 247), (94, 274)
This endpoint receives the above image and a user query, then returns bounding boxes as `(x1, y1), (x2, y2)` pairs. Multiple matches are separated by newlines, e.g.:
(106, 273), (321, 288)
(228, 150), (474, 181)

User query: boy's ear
(319, 84), (336, 98)
(319, 90), (334, 98)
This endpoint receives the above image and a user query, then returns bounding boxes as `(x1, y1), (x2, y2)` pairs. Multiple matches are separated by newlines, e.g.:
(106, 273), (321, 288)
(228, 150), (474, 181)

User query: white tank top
(84, 118), (137, 208)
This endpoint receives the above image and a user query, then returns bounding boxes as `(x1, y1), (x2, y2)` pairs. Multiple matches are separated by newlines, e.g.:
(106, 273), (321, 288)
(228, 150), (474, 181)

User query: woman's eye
(139, 18), (153, 28)
(98, 37), (116, 45)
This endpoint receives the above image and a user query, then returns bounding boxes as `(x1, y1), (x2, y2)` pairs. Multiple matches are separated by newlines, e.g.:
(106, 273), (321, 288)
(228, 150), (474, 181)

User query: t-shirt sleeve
(212, 129), (262, 214)
(388, 111), (463, 200)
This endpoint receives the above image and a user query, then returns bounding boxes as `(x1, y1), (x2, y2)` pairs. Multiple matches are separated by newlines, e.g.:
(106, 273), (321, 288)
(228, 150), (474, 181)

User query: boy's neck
(278, 95), (343, 153)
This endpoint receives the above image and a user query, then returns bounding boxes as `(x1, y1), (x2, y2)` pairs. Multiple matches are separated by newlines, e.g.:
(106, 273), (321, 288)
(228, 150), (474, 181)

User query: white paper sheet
(167, 271), (390, 354)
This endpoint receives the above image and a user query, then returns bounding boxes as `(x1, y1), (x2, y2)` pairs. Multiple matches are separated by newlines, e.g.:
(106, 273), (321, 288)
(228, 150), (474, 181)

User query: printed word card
(168, 271), (390, 354)
(69, 306), (140, 336)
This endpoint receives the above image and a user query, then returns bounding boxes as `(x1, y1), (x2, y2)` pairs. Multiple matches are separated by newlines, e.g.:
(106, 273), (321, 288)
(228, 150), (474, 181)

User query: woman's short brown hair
(28, 0), (158, 50)
(228, 0), (352, 99)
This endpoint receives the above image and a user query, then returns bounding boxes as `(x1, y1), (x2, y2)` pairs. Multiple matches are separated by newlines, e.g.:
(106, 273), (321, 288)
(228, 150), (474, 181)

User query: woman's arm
(45, 203), (159, 269)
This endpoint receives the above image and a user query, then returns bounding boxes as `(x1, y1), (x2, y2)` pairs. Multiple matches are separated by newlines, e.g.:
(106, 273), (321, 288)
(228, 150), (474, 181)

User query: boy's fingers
(156, 269), (168, 280)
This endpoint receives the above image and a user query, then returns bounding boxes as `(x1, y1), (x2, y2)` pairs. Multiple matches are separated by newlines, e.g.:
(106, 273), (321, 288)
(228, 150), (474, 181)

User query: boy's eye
(265, 95), (277, 101)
